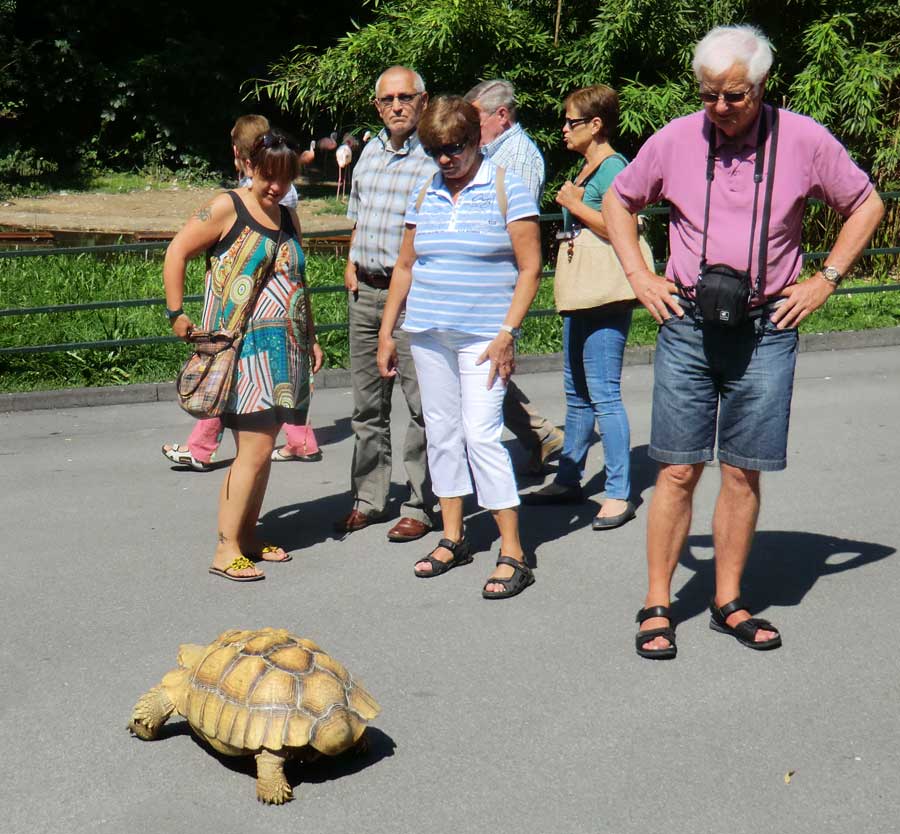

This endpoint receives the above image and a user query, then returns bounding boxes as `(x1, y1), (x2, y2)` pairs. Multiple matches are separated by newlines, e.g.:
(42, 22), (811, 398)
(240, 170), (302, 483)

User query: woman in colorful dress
(163, 130), (323, 581)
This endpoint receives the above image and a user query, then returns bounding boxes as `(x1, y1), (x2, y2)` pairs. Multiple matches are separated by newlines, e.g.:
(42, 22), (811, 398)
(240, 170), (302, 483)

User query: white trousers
(409, 329), (520, 510)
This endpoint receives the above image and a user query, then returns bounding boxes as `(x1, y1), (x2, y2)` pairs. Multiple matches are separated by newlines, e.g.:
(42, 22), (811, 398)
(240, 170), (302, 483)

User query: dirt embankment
(0, 187), (353, 236)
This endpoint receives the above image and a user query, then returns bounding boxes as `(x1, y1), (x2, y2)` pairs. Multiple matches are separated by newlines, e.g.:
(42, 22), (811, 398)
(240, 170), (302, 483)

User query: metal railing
(2, 195), (898, 356)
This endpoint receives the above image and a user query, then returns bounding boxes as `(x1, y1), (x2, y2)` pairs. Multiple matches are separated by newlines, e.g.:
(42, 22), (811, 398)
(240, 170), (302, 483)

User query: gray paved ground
(2, 346), (899, 834)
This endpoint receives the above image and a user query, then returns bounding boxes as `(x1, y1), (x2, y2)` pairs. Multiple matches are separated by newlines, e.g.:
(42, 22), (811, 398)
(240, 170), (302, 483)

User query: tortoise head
(177, 643), (206, 670)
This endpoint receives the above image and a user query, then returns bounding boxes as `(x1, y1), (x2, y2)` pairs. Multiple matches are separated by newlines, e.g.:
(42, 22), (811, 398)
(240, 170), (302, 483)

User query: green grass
(1, 252), (899, 393)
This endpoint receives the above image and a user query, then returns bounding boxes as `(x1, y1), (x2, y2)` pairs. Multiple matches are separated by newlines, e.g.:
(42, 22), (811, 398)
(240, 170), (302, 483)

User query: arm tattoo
(195, 205), (212, 222)
(218, 532), (228, 543)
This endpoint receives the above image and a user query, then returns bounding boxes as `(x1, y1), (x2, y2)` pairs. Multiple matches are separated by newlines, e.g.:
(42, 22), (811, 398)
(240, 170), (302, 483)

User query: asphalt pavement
(1, 345), (898, 834)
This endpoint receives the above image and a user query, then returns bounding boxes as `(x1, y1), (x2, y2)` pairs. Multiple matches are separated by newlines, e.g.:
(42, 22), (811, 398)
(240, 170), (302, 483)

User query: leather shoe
(591, 500), (636, 530)
(387, 517), (431, 542)
(333, 509), (386, 533)
(521, 482), (584, 505)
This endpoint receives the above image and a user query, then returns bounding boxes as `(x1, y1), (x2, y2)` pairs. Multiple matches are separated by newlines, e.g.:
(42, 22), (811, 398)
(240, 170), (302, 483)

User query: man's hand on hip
(771, 274), (835, 329)
(629, 268), (684, 324)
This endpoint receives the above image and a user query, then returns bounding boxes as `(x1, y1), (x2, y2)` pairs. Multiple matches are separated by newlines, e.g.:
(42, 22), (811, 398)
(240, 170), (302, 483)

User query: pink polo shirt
(611, 106), (873, 298)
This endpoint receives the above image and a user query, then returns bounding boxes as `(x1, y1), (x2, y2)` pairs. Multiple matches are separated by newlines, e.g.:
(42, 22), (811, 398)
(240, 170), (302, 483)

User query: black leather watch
(499, 324), (521, 340)
(166, 307), (185, 322)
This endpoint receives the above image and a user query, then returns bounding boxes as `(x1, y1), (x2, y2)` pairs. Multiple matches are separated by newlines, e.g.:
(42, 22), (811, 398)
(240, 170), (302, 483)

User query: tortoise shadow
(174, 724), (396, 787)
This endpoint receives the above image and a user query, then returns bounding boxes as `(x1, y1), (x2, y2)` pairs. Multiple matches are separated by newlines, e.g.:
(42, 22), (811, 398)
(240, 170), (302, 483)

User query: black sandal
(414, 537), (472, 578)
(709, 598), (782, 650)
(635, 605), (677, 660)
(481, 555), (534, 600)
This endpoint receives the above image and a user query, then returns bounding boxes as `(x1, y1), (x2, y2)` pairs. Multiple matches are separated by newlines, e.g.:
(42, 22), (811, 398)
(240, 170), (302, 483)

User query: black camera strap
(694, 104), (780, 300)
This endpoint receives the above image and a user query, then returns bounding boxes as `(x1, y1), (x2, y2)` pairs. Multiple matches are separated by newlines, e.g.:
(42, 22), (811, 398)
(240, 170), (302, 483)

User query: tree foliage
(255, 0), (900, 191)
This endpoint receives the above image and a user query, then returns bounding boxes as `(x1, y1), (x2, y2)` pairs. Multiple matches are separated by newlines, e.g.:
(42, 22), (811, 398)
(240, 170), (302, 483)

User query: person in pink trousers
(162, 114), (323, 473)
(162, 419), (321, 471)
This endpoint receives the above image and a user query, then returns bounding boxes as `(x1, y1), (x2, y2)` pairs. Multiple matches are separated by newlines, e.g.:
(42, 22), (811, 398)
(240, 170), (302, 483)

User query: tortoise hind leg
(128, 687), (175, 740)
(255, 750), (293, 804)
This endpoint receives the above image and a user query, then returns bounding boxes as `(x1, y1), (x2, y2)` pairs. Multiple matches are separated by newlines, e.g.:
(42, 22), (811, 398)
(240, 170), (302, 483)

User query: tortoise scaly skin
(128, 628), (381, 804)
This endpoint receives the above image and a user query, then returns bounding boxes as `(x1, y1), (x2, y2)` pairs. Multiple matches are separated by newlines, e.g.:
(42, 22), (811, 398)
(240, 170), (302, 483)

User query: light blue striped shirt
(481, 123), (545, 203)
(402, 158), (539, 338)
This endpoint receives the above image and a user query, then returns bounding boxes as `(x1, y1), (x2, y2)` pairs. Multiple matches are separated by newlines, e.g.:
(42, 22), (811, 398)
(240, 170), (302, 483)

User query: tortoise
(127, 627), (380, 804)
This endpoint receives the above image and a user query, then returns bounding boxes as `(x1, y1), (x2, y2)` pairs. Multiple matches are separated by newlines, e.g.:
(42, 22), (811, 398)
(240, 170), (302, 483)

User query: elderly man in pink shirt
(603, 24), (884, 660)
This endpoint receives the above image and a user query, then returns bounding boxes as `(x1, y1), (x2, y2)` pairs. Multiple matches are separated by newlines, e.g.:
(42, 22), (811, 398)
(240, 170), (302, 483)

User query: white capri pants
(409, 329), (520, 511)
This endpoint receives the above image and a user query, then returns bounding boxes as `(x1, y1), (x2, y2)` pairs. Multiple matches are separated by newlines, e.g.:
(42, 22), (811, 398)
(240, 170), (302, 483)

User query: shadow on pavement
(154, 722), (396, 791)
(669, 531), (896, 625)
(312, 416), (353, 447)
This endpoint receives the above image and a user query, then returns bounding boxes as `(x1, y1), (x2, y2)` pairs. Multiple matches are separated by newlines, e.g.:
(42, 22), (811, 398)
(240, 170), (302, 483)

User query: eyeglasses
(260, 132), (299, 151)
(374, 92), (422, 108)
(423, 142), (468, 159)
(699, 88), (752, 104)
(564, 116), (591, 129)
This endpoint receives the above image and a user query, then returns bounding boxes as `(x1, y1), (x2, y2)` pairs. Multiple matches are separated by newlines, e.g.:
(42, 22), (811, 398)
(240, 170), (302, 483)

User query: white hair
(692, 25), (773, 87)
(374, 66), (426, 96)
(464, 79), (518, 122)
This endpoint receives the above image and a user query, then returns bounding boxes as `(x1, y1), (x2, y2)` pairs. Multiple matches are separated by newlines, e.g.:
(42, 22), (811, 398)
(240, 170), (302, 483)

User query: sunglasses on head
(374, 92), (422, 108)
(423, 141), (468, 159)
(699, 88), (751, 104)
(260, 132), (299, 152)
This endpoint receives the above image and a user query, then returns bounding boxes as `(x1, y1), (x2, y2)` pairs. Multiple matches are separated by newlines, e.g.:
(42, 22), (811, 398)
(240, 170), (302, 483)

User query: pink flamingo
(335, 143), (352, 199)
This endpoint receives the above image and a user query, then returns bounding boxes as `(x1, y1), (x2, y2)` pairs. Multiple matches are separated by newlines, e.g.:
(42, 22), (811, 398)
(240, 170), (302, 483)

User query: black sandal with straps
(709, 597), (782, 650)
(414, 537), (473, 578)
(635, 605), (677, 660)
(481, 555), (535, 600)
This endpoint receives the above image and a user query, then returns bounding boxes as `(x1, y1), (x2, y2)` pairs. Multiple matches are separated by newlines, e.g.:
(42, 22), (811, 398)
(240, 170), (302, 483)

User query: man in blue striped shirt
(465, 79), (564, 475)
(336, 66), (438, 542)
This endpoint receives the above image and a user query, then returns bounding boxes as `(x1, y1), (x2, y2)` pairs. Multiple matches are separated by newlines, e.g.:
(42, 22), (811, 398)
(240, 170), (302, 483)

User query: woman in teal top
(524, 85), (637, 530)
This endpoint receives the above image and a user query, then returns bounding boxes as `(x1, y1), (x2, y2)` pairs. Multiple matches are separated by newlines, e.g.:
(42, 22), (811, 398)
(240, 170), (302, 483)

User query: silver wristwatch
(499, 324), (521, 340)
(821, 265), (843, 286)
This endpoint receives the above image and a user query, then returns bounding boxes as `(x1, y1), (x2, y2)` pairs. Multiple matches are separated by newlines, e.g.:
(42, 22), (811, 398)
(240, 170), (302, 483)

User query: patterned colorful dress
(201, 191), (311, 428)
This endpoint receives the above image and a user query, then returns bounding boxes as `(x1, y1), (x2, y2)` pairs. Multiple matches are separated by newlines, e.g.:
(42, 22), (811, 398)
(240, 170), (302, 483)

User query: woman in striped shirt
(376, 95), (542, 600)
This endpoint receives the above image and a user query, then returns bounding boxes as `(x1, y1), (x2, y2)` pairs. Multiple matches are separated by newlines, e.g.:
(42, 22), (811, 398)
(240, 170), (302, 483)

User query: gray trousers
(348, 282), (434, 523)
(503, 379), (557, 452)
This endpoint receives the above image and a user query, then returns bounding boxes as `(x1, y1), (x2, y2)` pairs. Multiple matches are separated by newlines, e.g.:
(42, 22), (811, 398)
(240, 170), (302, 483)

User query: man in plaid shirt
(335, 65), (437, 542)
(466, 79), (564, 475)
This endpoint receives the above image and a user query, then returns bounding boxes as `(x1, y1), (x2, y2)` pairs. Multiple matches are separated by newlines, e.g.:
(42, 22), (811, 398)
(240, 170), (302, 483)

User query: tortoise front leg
(255, 749), (293, 804)
(128, 687), (175, 740)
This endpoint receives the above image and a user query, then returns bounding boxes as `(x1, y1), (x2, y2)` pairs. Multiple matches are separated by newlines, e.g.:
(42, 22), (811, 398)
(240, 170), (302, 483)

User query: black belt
(356, 266), (393, 289)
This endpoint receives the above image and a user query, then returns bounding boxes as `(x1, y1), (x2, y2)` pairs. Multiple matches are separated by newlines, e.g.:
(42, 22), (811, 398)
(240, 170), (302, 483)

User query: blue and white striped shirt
(402, 158), (539, 338)
(481, 123), (545, 204)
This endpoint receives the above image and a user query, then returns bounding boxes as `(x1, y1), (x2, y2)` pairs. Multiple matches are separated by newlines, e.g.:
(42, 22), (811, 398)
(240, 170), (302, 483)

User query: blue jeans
(650, 312), (798, 471)
(557, 308), (633, 499)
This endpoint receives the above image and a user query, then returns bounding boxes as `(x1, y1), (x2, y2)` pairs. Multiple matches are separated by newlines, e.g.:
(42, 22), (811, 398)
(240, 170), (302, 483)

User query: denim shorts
(649, 311), (798, 471)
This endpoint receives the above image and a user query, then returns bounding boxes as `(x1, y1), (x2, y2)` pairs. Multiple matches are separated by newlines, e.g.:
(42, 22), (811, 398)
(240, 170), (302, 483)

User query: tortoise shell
(171, 628), (380, 755)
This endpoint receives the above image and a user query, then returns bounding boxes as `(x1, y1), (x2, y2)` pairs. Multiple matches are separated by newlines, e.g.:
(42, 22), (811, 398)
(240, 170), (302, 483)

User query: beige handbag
(553, 226), (654, 314)
(553, 153), (654, 313)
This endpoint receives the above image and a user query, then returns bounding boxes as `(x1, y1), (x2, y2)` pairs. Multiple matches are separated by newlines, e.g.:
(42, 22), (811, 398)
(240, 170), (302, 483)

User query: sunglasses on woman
(423, 142), (468, 159)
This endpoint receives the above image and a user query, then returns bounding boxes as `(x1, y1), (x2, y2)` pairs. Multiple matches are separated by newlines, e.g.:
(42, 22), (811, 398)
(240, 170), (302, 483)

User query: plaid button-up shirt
(347, 129), (436, 274)
(481, 122), (545, 204)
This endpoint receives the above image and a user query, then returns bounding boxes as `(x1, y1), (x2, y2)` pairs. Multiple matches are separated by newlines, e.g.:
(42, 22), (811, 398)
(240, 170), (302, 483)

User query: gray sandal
(414, 537), (472, 578)
(481, 555), (534, 600)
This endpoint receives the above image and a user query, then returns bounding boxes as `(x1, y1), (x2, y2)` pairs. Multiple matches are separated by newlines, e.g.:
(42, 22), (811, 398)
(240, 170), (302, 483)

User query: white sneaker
(161, 443), (212, 472)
